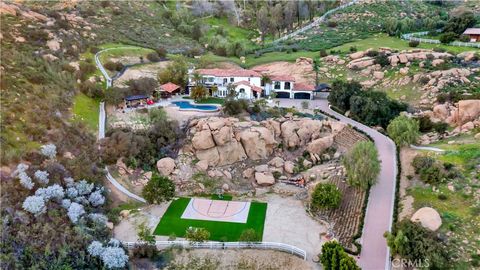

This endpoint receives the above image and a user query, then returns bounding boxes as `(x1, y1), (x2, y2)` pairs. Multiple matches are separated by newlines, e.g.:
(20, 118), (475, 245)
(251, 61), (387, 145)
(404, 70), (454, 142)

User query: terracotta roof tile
(293, 83), (315, 91)
(270, 74), (296, 82)
(160, 82), (181, 93)
(463, 28), (480, 35)
(196, 68), (261, 77)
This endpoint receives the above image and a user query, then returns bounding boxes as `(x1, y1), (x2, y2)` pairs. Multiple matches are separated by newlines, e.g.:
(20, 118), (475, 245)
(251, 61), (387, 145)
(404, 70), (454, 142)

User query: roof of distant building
(195, 68), (261, 77)
(463, 28), (480, 35)
(160, 82), (181, 93)
(125, 95), (149, 101)
(270, 74), (296, 82)
(293, 83), (315, 91)
(233, 80), (263, 92)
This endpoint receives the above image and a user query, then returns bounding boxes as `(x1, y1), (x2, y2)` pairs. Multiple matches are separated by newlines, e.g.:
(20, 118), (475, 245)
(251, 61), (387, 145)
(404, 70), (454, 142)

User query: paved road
(274, 99), (396, 270)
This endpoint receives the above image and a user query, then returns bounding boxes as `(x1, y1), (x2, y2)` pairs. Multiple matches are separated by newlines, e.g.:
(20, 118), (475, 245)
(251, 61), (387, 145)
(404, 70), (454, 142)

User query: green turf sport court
(153, 197), (267, 241)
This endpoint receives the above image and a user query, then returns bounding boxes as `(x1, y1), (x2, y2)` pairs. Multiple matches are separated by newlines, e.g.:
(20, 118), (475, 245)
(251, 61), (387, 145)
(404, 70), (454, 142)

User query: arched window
(239, 88), (245, 93)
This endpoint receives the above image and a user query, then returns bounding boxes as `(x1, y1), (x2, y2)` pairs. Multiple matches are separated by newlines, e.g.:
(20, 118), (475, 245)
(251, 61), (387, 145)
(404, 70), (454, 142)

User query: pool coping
(171, 101), (221, 112)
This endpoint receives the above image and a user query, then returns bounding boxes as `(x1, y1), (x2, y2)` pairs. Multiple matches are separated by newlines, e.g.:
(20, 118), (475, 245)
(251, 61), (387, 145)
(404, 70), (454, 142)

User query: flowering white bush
(108, 238), (121, 247)
(64, 177), (74, 187)
(40, 144), (57, 159)
(75, 180), (94, 195)
(61, 199), (72, 209)
(22, 196), (46, 215)
(67, 202), (85, 223)
(34, 170), (49, 185)
(35, 184), (65, 201)
(87, 241), (105, 257)
(18, 172), (34, 190)
(13, 163), (29, 176)
(88, 190), (105, 207)
(101, 247), (129, 269)
(89, 213), (108, 225)
(66, 187), (78, 198)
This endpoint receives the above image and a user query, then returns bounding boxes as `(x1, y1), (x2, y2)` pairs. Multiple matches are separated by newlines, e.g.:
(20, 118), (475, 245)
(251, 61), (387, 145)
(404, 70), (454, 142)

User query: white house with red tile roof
(188, 68), (315, 100)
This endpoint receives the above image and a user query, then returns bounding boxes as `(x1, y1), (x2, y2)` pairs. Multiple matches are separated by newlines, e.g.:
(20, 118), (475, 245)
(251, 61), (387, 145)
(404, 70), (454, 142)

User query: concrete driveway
(273, 98), (396, 270)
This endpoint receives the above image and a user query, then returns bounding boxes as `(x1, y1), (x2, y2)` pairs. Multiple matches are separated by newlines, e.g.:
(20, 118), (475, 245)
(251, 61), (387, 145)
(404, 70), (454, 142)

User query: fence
(123, 241), (307, 260)
(401, 31), (480, 48)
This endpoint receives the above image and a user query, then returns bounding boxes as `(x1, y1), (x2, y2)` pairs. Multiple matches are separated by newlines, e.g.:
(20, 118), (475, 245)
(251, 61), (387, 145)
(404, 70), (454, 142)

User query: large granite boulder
(156, 157), (176, 176)
(411, 207), (442, 231)
(192, 130), (215, 150)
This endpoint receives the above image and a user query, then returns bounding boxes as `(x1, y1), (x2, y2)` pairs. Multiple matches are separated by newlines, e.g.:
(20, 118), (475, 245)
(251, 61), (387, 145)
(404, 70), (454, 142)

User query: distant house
(462, 28), (480, 42)
(125, 94), (150, 108)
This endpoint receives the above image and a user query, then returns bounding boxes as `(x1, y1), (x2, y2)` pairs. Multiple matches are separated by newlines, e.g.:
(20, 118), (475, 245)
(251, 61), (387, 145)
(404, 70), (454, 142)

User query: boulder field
(182, 116), (346, 169)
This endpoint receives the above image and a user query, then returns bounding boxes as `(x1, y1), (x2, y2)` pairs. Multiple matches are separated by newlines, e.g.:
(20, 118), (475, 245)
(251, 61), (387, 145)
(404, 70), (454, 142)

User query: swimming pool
(171, 101), (219, 112)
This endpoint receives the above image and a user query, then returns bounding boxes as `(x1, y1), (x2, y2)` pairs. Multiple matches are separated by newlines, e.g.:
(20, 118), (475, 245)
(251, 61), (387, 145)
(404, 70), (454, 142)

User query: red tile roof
(160, 82), (181, 93)
(293, 83), (315, 91)
(233, 81), (263, 93)
(270, 74), (296, 82)
(463, 28), (480, 35)
(196, 68), (261, 77)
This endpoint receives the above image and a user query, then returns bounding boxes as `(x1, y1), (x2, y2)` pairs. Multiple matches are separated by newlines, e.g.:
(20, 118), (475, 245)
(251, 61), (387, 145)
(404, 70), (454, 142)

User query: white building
(188, 68), (315, 100)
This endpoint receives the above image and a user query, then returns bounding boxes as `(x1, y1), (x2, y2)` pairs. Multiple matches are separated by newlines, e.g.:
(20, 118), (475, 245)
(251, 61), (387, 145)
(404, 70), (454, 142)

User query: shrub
(458, 34), (470, 42)
(67, 202), (85, 223)
(411, 156), (435, 174)
(223, 99), (248, 116)
(385, 220), (448, 268)
(433, 47), (446, 53)
(327, 20), (338, 27)
(90, 47), (101, 54)
(301, 101), (309, 109)
(349, 46), (357, 52)
(343, 141), (380, 189)
(132, 243), (159, 259)
(156, 47), (167, 58)
(78, 62), (97, 81)
(311, 183), (342, 210)
(320, 241), (360, 270)
(374, 53), (390, 67)
(408, 40), (420, 47)
(101, 247), (129, 268)
(146, 52), (161, 62)
(103, 61), (124, 72)
(239, 229), (260, 242)
(141, 174), (175, 204)
(366, 50), (379, 57)
(438, 194), (448, 200)
(320, 49), (328, 57)
(22, 195), (46, 215)
(40, 144), (57, 159)
(185, 227), (210, 242)
(439, 32), (458, 44)
(387, 115), (420, 146)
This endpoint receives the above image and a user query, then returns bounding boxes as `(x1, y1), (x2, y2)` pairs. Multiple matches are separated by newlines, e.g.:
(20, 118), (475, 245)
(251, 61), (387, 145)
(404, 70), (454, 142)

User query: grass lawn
(72, 93), (100, 131)
(182, 96), (225, 105)
(154, 197), (267, 241)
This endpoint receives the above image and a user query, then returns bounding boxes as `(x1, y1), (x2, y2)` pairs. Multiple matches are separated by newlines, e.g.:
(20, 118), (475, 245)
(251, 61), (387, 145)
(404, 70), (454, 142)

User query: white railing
(274, 0), (359, 43)
(401, 31), (480, 48)
(123, 241), (307, 260)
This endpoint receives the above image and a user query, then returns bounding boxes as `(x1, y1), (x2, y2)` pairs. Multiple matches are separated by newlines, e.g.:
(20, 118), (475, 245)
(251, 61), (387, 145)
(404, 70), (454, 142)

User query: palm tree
(192, 72), (202, 86)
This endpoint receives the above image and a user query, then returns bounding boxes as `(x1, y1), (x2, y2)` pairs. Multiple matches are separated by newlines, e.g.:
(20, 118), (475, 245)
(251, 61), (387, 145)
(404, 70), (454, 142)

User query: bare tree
(256, 6), (270, 42)
(271, 3), (284, 38)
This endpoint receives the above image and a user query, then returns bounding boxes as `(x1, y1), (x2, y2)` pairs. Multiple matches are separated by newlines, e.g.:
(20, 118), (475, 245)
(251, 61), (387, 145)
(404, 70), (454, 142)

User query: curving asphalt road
(275, 99), (396, 270)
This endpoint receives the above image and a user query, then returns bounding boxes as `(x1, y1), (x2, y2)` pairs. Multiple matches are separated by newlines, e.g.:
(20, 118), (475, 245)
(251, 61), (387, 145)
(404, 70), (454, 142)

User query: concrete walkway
(273, 98), (396, 270)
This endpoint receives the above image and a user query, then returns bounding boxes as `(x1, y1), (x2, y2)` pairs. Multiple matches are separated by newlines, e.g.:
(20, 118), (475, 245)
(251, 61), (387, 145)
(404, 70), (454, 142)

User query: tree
(157, 56), (188, 88)
(257, 6), (270, 42)
(327, 80), (362, 112)
(384, 220), (448, 268)
(127, 77), (158, 96)
(384, 17), (399, 36)
(343, 141), (380, 189)
(185, 227), (210, 242)
(387, 115), (420, 146)
(320, 241), (360, 270)
(190, 85), (208, 101)
(141, 174), (175, 204)
(311, 183), (342, 210)
(239, 229), (260, 242)
(439, 32), (457, 44)
(313, 59), (320, 85)
(137, 222), (155, 244)
(443, 11), (476, 34)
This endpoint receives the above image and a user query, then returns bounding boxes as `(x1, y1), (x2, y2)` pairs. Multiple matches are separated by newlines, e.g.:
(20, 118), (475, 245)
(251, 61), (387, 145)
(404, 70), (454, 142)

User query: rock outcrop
(185, 116), (342, 167)
(156, 157), (176, 176)
(410, 207), (442, 231)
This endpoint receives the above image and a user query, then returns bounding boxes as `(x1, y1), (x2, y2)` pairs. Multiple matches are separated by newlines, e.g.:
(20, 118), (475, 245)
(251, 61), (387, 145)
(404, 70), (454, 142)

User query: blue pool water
(171, 101), (219, 111)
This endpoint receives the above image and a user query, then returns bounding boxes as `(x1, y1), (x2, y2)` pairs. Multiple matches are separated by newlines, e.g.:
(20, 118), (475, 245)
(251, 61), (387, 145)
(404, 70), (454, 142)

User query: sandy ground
(113, 202), (171, 242)
(115, 61), (172, 87)
(252, 61), (315, 85)
(167, 249), (316, 269)
(398, 147), (418, 220)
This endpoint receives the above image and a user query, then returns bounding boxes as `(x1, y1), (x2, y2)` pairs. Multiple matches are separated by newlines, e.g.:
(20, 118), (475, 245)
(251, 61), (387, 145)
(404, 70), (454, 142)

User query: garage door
(276, 92), (290, 99)
(294, 92), (311, 99)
